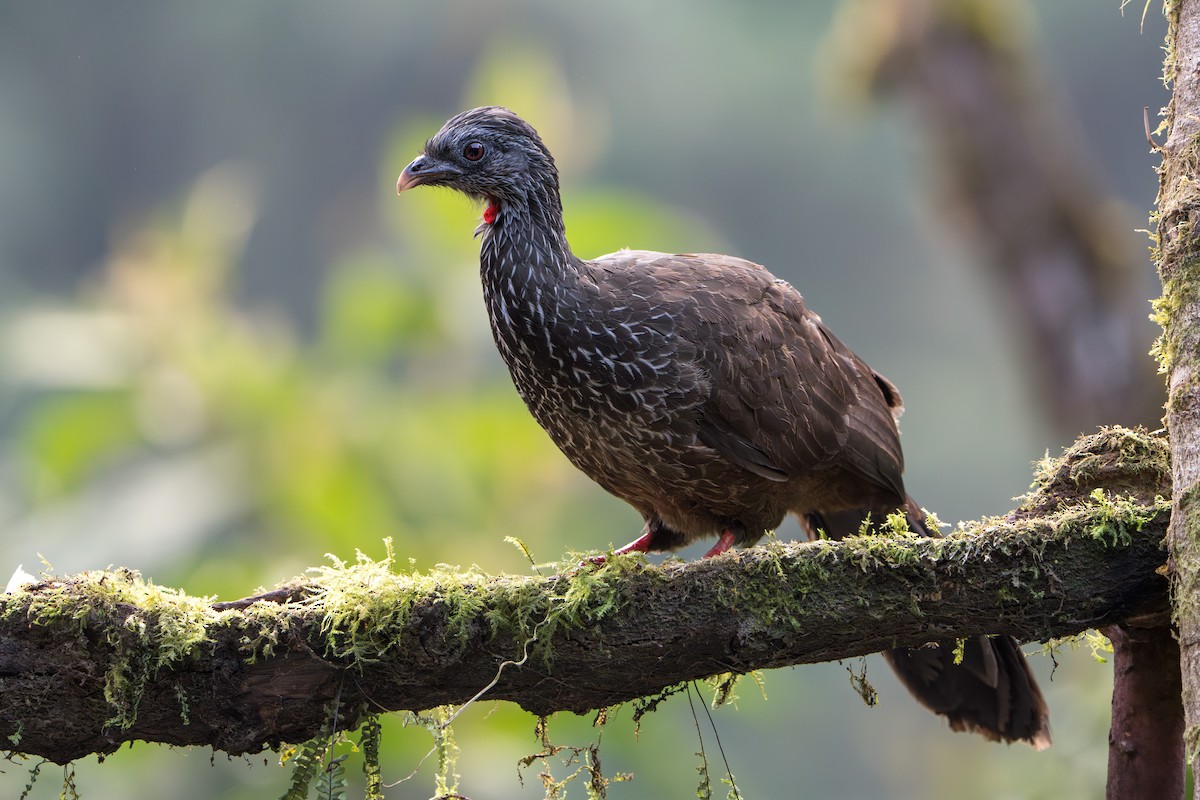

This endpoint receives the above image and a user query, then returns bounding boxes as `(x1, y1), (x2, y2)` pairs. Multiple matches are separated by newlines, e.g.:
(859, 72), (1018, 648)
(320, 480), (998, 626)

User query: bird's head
(396, 107), (559, 219)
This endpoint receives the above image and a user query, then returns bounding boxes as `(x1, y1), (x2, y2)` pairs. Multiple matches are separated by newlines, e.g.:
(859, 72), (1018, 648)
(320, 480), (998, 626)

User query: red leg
(702, 529), (738, 558)
(586, 528), (657, 565)
(612, 530), (656, 555)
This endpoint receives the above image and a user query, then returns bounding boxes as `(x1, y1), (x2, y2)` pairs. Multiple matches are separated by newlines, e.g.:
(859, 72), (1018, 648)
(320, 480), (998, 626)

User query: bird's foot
(701, 529), (738, 558)
(586, 527), (737, 565)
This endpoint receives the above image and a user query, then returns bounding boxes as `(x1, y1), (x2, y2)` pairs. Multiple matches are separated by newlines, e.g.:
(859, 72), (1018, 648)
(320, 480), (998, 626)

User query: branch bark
(0, 429), (1171, 766)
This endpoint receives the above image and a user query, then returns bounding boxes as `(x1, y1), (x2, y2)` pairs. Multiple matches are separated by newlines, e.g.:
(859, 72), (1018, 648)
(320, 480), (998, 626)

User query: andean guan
(397, 106), (1051, 749)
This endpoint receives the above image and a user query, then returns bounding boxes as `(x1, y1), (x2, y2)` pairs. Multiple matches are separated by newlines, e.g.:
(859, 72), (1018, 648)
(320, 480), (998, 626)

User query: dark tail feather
(885, 636), (1051, 749)
(802, 496), (1051, 748)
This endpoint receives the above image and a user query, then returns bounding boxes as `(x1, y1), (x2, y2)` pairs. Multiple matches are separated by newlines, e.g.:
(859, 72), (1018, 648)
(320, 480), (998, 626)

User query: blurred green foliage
(0, 65), (741, 800)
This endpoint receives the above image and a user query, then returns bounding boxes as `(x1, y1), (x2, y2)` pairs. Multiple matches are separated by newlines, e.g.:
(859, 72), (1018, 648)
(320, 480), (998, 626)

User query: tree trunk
(1157, 3), (1200, 796)
(1104, 622), (1185, 799)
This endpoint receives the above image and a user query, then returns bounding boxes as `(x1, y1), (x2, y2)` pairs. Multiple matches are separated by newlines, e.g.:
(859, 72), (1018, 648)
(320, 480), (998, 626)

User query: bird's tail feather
(885, 636), (1051, 749)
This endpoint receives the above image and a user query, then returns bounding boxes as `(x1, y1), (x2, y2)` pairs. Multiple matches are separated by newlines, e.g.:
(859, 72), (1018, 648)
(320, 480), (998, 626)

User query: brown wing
(592, 250), (906, 498)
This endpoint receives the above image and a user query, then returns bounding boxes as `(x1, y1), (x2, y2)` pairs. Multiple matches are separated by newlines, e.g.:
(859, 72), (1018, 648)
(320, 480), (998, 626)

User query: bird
(397, 106), (1051, 748)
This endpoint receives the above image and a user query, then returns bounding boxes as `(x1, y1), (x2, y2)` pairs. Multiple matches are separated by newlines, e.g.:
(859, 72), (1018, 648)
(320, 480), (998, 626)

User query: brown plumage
(397, 106), (1050, 748)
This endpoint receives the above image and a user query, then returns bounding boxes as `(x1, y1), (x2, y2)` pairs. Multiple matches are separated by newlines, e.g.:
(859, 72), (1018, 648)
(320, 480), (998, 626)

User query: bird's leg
(585, 522), (659, 565)
(701, 529), (738, 558)
(611, 530), (656, 555)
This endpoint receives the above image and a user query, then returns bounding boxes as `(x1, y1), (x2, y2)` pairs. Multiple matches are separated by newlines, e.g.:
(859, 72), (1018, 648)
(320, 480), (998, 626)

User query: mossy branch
(0, 428), (1172, 765)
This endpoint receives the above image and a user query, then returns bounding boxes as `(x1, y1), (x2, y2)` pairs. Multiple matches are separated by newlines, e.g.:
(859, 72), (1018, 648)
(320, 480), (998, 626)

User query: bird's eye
(463, 142), (486, 162)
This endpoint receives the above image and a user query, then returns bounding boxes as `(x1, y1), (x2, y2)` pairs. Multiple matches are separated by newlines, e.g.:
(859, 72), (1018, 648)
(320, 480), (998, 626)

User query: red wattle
(483, 201), (498, 224)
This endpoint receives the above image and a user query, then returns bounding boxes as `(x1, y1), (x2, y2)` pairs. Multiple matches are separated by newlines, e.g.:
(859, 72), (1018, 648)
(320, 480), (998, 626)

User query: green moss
(2, 568), (215, 728)
(1084, 488), (1164, 546)
(1041, 630), (1113, 664)
(713, 537), (839, 633)
(300, 544), (495, 663)
(1170, 485), (1200, 627)
(1187, 723), (1200, 772)
(704, 671), (764, 709)
(1164, 0), (1181, 90)
(1156, 256), (1200, 375)
(737, 475), (1167, 643)
(1078, 430), (1167, 483)
(838, 531), (925, 573)
(1019, 426), (1170, 515)
(17, 757), (42, 799)
(1151, 292), (1175, 374)
(845, 658), (877, 708)
(240, 539), (667, 674)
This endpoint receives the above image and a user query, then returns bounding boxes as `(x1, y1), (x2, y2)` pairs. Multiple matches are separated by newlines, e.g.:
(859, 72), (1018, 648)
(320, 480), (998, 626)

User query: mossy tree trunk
(1158, 2), (1200, 792)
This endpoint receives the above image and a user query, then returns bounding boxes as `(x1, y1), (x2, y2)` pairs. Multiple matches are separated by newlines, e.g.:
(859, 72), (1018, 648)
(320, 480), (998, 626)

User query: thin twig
(324, 677), (343, 800)
(685, 684), (709, 789)
(385, 612), (551, 789)
(1145, 106), (1163, 153)
(695, 682), (742, 800)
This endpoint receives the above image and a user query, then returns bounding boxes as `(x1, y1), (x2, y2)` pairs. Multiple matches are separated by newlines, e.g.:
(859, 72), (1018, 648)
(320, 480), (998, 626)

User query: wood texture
(1157, 3), (1200, 797)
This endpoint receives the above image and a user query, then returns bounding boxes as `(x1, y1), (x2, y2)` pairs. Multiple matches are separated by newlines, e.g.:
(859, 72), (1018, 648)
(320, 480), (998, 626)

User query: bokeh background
(0, 1), (1168, 798)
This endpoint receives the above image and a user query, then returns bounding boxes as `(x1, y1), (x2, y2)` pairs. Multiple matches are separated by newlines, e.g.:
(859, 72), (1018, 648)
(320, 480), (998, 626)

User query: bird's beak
(396, 155), (460, 193)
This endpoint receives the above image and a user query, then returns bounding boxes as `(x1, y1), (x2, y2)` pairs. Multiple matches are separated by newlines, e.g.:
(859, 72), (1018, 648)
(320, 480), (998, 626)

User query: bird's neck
(477, 174), (590, 380)
(479, 176), (580, 292)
